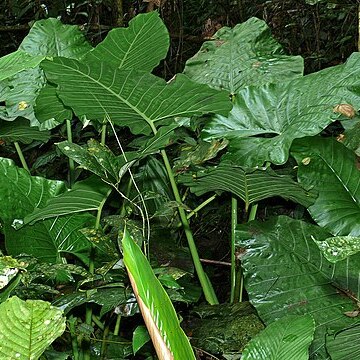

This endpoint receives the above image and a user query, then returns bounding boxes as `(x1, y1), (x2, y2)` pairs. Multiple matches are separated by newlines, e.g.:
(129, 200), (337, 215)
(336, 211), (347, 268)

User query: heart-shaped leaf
(292, 137), (360, 236)
(205, 52), (360, 166)
(41, 58), (232, 135)
(0, 296), (66, 360)
(184, 17), (303, 94)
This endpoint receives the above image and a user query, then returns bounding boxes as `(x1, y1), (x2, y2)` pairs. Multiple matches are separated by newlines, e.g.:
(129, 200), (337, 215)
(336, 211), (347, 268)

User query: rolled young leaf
(122, 228), (196, 360)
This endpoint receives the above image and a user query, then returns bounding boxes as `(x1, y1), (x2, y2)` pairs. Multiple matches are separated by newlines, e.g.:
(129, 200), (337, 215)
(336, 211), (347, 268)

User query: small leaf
(0, 296), (66, 359)
(241, 315), (315, 360)
(133, 325), (151, 354)
(313, 236), (360, 263)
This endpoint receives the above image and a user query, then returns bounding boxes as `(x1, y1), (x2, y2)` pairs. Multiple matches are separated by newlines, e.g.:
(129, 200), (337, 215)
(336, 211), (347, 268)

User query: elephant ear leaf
(0, 296), (66, 359)
(41, 58), (232, 135)
(184, 17), (303, 93)
(122, 229), (196, 360)
(83, 11), (169, 71)
(207, 52), (360, 166)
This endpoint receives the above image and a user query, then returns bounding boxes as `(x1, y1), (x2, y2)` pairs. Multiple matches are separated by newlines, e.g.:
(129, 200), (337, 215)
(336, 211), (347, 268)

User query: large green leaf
(179, 162), (316, 211)
(184, 17), (303, 94)
(0, 49), (44, 81)
(0, 118), (50, 144)
(83, 11), (169, 71)
(236, 216), (360, 359)
(0, 296), (66, 359)
(292, 137), (360, 236)
(122, 229), (196, 359)
(0, 18), (92, 128)
(19, 18), (92, 58)
(0, 158), (93, 264)
(41, 57), (232, 135)
(24, 176), (111, 225)
(204, 52), (360, 166)
(241, 315), (315, 360)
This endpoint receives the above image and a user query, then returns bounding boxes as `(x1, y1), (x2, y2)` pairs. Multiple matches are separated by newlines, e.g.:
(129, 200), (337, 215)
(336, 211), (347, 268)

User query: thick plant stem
(100, 324), (110, 359)
(14, 141), (29, 172)
(83, 193), (109, 360)
(68, 316), (80, 360)
(100, 123), (107, 145)
(160, 149), (218, 304)
(114, 314), (121, 336)
(230, 197), (238, 303)
(66, 119), (75, 188)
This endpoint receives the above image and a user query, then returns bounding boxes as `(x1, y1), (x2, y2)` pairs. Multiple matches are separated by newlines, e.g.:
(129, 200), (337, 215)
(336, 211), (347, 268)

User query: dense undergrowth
(1, 7), (360, 360)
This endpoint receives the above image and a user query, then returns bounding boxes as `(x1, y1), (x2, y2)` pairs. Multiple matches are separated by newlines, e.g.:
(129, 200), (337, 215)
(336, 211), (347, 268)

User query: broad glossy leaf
(0, 49), (44, 81)
(41, 58), (232, 135)
(314, 236), (360, 263)
(326, 322), (360, 360)
(292, 137), (360, 236)
(184, 17), (303, 94)
(242, 315), (315, 360)
(0, 158), (93, 263)
(0, 118), (50, 144)
(24, 176), (111, 224)
(180, 162), (316, 211)
(123, 229), (196, 359)
(84, 12), (169, 71)
(0, 296), (66, 359)
(236, 216), (360, 359)
(19, 18), (92, 58)
(205, 52), (360, 166)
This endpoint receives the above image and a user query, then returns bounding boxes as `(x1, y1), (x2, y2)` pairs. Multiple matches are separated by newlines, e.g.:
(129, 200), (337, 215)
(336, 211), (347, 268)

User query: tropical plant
(1, 8), (360, 360)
